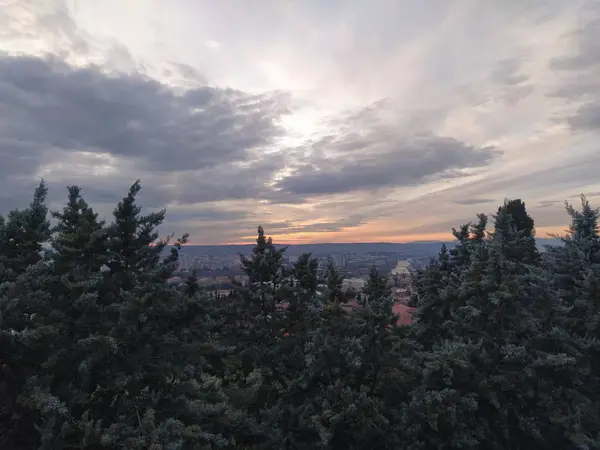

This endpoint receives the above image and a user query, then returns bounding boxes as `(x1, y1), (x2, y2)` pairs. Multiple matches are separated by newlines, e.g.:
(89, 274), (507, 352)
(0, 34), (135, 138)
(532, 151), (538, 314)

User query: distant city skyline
(0, 1), (599, 244)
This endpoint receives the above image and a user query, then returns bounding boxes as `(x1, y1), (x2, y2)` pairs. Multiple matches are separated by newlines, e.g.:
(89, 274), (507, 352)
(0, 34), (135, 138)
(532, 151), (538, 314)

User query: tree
(410, 243), (455, 347)
(409, 206), (593, 449)
(0, 181), (265, 449)
(361, 266), (391, 304)
(411, 214), (489, 349)
(500, 199), (535, 237)
(50, 185), (108, 276)
(323, 258), (345, 305)
(105, 179), (169, 293)
(0, 180), (51, 281)
(0, 181), (52, 448)
(184, 268), (200, 296)
(544, 196), (600, 441)
(224, 227), (290, 434)
(494, 199), (540, 266)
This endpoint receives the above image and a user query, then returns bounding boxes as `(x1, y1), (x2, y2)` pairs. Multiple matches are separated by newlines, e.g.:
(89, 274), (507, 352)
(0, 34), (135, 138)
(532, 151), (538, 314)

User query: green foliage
(1, 181), (600, 449)
(0, 180), (51, 281)
(323, 257), (345, 305)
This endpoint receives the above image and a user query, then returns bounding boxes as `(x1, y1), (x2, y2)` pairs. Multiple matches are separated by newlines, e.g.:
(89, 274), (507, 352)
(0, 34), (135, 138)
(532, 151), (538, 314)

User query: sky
(0, 0), (599, 244)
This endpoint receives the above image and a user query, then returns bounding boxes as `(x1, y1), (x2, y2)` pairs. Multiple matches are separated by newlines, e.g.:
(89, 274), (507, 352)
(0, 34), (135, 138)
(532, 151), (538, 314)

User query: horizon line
(178, 237), (561, 247)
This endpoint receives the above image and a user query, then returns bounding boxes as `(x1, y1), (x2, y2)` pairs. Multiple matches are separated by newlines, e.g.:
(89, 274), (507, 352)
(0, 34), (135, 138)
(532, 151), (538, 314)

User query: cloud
(274, 129), (499, 196)
(537, 200), (562, 208)
(550, 3), (600, 132)
(0, 53), (289, 172)
(1, 0), (599, 244)
(0, 51), (293, 220)
(453, 198), (495, 206)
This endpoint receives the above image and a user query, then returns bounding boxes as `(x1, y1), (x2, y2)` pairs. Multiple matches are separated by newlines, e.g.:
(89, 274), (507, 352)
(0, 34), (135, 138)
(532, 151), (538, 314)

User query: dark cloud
(164, 209), (253, 225)
(536, 200), (562, 209)
(0, 53), (289, 172)
(274, 128), (499, 196)
(568, 103), (600, 131)
(167, 153), (289, 205)
(569, 191), (600, 198)
(453, 198), (495, 206)
(0, 51), (293, 217)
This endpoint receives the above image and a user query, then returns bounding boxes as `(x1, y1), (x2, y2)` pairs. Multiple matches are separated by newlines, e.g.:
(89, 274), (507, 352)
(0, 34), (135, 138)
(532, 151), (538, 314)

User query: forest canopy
(0, 181), (599, 449)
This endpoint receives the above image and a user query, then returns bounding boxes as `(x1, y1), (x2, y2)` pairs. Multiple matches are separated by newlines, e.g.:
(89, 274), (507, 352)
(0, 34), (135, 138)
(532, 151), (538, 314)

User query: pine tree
(50, 185), (108, 276)
(361, 266), (391, 304)
(411, 215), (485, 349)
(323, 258), (345, 306)
(21, 185), (113, 447)
(104, 179), (171, 296)
(0, 181), (52, 448)
(495, 199), (540, 266)
(223, 226), (290, 436)
(0, 261), (56, 449)
(184, 268), (200, 297)
(409, 205), (593, 449)
(0, 180), (51, 281)
(544, 195), (600, 443)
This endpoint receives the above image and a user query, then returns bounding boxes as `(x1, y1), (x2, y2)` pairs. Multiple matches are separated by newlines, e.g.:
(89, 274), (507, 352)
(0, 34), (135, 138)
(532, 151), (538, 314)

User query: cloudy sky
(0, 0), (598, 244)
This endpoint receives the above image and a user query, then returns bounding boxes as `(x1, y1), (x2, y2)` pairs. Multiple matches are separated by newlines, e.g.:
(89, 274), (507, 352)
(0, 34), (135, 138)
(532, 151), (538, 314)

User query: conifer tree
(545, 195), (600, 440)
(495, 199), (540, 266)
(225, 226), (290, 428)
(27, 185), (112, 447)
(0, 181), (52, 448)
(361, 266), (391, 304)
(50, 185), (108, 275)
(409, 206), (594, 449)
(288, 265), (403, 449)
(184, 268), (200, 296)
(323, 257), (345, 305)
(0, 180), (51, 281)
(411, 214), (487, 349)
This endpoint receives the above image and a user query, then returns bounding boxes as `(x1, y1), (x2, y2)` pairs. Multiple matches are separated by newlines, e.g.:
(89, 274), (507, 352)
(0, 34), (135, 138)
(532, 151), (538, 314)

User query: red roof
(276, 301), (415, 325)
(392, 303), (415, 325)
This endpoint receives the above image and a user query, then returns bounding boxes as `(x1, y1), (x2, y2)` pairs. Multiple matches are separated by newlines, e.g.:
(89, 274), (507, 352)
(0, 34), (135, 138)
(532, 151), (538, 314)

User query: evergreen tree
(4, 179), (600, 449)
(0, 261), (56, 449)
(410, 243), (455, 347)
(495, 199), (540, 266)
(50, 186), (108, 275)
(105, 179), (169, 294)
(0, 181), (52, 448)
(410, 206), (593, 449)
(184, 268), (200, 297)
(545, 196), (600, 442)
(0, 180), (51, 281)
(224, 226), (290, 435)
(411, 214), (489, 349)
(323, 258), (345, 305)
(361, 266), (391, 304)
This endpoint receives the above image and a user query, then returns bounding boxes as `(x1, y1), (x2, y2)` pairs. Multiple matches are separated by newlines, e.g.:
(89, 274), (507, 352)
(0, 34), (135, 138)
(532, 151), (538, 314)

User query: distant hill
(166, 238), (563, 258)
